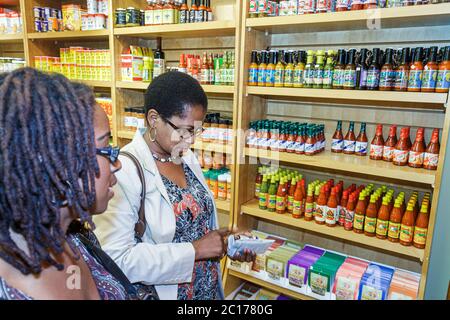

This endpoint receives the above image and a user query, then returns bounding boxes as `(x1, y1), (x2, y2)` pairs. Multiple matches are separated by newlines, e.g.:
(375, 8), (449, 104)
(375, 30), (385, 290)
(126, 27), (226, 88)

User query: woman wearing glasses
(0, 68), (125, 300)
(93, 72), (255, 300)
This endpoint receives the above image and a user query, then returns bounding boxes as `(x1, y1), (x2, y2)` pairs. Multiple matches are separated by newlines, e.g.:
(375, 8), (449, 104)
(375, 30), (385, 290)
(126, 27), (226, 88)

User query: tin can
(97, 0), (109, 15)
(94, 13), (106, 29)
(115, 8), (126, 27)
(43, 7), (52, 19)
(126, 7), (140, 26)
(81, 13), (89, 30)
(87, 0), (98, 14)
(51, 8), (59, 18)
(33, 7), (43, 19)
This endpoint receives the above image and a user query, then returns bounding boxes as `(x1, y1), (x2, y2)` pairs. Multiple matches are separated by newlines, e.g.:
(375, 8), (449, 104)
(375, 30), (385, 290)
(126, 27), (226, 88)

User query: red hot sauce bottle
(423, 128), (440, 171)
(408, 127), (426, 169)
(383, 125), (398, 162)
(393, 127), (410, 167)
(355, 122), (368, 156)
(370, 124), (385, 161)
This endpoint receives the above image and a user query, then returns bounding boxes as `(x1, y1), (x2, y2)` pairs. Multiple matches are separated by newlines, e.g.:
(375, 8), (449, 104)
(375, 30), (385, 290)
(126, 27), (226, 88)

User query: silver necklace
(152, 153), (173, 163)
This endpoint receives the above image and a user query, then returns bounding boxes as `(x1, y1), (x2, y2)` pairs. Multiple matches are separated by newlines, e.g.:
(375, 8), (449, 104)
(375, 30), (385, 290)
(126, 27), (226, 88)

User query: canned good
(126, 7), (140, 27)
(41, 19), (49, 32)
(97, 0), (109, 15)
(115, 8), (126, 27)
(87, 0), (98, 14)
(33, 7), (43, 19)
(87, 14), (95, 30)
(43, 7), (52, 19)
(94, 13), (106, 29)
(34, 18), (42, 32)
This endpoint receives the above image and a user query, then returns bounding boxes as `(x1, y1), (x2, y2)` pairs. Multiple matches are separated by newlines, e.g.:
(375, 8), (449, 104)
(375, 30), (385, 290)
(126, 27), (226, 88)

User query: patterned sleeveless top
(161, 163), (219, 300)
(0, 234), (129, 300)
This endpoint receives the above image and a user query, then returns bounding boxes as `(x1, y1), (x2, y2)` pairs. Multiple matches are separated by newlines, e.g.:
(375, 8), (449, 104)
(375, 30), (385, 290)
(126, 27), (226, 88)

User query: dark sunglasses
(163, 118), (204, 138)
(96, 146), (121, 164)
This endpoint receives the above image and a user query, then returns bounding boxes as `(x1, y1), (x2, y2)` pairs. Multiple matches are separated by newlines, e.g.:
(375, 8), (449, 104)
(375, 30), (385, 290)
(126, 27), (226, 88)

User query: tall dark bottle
(366, 48), (382, 91)
(394, 47), (410, 92)
(356, 48), (369, 90)
(379, 48), (395, 91)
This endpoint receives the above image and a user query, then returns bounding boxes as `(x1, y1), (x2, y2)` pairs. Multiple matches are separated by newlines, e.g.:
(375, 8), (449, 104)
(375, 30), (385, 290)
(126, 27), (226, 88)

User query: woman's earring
(149, 126), (157, 142)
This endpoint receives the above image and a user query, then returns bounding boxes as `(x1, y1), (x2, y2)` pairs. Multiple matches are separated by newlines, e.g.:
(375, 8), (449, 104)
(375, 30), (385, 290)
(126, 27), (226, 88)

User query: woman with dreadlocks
(0, 68), (126, 300)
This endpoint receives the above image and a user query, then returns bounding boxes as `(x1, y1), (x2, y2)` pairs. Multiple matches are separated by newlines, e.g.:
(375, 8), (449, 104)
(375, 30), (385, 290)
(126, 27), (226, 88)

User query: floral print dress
(161, 163), (219, 300)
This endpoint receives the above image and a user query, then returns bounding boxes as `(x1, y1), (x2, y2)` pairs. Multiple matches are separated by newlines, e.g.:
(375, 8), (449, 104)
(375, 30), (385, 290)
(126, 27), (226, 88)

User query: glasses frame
(96, 146), (121, 164)
(163, 117), (204, 139)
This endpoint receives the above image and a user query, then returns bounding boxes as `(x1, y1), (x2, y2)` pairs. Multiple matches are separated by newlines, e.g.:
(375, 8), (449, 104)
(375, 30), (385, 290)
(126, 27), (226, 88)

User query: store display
(96, 97), (113, 133)
(227, 235), (275, 257)
(201, 113), (233, 145)
(123, 107), (146, 132)
(0, 57), (25, 73)
(34, 47), (111, 81)
(0, 8), (22, 34)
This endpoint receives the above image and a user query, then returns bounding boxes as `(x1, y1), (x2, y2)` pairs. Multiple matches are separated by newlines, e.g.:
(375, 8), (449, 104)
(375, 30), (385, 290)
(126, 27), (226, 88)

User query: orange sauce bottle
(436, 46), (450, 93)
(326, 187), (339, 227)
(304, 184), (315, 221)
(407, 47), (424, 92)
(421, 46), (439, 93)
(376, 197), (391, 240)
(276, 178), (287, 214)
(315, 185), (328, 225)
(292, 180), (304, 219)
(338, 190), (349, 226)
(393, 127), (410, 166)
(408, 127), (426, 168)
(413, 203), (429, 249)
(353, 192), (367, 234)
(383, 125), (397, 162)
(344, 193), (357, 231)
(364, 195), (378, 237)
(370, 124), (385, 161)
(388, 200), (403, 243)
(287, 178), (297, 214)
(399, 202), (415, 246)
(423, 128), (440, 171)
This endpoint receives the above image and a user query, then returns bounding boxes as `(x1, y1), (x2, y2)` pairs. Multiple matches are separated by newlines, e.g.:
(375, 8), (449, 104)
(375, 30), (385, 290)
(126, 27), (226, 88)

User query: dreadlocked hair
(0, 68), (99, 275)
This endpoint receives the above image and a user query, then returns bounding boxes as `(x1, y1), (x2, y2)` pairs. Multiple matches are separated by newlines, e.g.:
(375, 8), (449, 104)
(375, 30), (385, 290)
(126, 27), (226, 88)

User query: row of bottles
(200, 113), (234, 145)
(247, 120), (326, 155)
(248, 46), (450, 93)
(178, 51), (235, 86)
(332, 121), (441, 170)
(202, 168), (232, 201)
(254, 166), (431, 249)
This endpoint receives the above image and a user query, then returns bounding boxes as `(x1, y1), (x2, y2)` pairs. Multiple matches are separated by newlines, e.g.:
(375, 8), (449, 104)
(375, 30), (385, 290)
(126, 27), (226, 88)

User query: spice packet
(227, 234), (275, 257)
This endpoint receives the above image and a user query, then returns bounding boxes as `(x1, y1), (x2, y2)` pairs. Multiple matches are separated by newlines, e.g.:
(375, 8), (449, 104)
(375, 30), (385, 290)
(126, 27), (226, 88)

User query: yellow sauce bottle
(284, 51), (294, 87)
(274, 51), (285, 88)
(294, 50), (306, 88)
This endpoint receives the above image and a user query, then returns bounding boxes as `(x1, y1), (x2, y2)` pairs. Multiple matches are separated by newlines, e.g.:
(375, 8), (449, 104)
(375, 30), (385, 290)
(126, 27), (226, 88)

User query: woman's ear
(146, 109), (158, 127)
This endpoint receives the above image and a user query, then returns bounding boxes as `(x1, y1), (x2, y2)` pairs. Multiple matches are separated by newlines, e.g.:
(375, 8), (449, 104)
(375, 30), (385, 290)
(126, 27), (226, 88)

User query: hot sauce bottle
(423, 128), (440, 170)
(323, 50), (335, 89)
(295, 125), (306, 155)
(284, 51), (294, 88)
(379, 48), (395, 91)
(344, 193), (357, 231)
(343, 49), (357, 90)
(265, 51), (277, 87)
(336, 0), (349, 11)
(367, 48), (381, 91)
(315, 186), (328, 225)
(189, 0), (197, 23)
(364, 195), (378, 237)
(331, 121), (344, 153)
(436, 46), (450, 93)
(408, 47), (424, 92)
(294, 51), (306, 88)
(356, 48), (369, 90)
(370, 124), (385, 160)
(292, 180), (304, 218)
(313, 50), (325, 89)
(388, 200), (403, 243)
(274, 51), (285, 88)
(421, 46), (439, 92)
(276, 177), (288, 214)
(304, 185), (315, 222)
(376, 197), (391, 239)
(286, 126), (297, 154)
(206, 0), (213, 21)
(394, 47), (410, 91)
(248, 50), (259, 86)
(339, 190), (349, 226)
(259, 175), (269, 209)
(383, 125), (397, 162)
(399, 202), (415, 246)
(353, 191), (367, 234)
(393, 127), (410, 166)
(255, 167), (263, 199)
(326, 187), (339, 227)
(332, 49), (346, 90)
(413, 203), (429, 249)
(257, 51), (268, 87)
(364, 0), (378, 9)
(267, 176), (278, 213)
(304, 50), (315, 88)
(351, 0), (364, 10)
(408, 127), (426, 168)
(355, 122), (368, 156)
(343, 121), (356, 155)
(304, 127), (316, 156)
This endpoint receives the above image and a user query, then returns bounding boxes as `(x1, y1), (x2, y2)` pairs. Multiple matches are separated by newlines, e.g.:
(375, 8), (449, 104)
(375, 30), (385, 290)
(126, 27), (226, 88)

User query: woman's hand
(227, 231), (257, 263)
(193, 228), (231, 261)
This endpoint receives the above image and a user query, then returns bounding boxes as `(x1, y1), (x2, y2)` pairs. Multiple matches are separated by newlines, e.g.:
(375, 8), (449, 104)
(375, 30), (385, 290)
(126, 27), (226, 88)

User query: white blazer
(93, 130), (224, 300)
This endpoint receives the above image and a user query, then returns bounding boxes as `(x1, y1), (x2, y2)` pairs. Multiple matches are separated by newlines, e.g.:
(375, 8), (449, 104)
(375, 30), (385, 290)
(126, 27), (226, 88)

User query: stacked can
(82, 0), (109, 31)
(33, 6), (62, 32)
(0, 8), (22, 35)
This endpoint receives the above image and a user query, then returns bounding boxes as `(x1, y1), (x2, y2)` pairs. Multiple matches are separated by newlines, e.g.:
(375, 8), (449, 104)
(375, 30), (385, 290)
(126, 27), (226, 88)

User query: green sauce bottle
(313, 50), (326, 89)
(294, 50), (306, 88)
(304, 50), (315, 88)
(323, 50), (335, 89)
(259, 174), (269, 210)
(267, 175), (278, 212)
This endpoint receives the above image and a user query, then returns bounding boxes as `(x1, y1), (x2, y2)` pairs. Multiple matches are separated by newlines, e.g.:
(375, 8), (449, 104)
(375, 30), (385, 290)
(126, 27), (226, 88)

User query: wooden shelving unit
(27, 29), (110, 40)
(215, 199), (231, 212)
(0, 33), (24, 43)
(116, 81), (234, 94)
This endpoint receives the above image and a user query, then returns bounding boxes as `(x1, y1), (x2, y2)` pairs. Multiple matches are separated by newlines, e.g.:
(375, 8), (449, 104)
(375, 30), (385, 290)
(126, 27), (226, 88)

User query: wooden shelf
(116, 81), (234, 94)
(228, 269), (315, 300)
(76, 80), (112, 88)
(246, 86), (448, 107)
(27, 30), (110, 41)
(193, 141), (233, 154)
(114, 20), (236, 39)
(241, 200), (425, 261)
(215, 199), (231, 212)
(0, 33), (24, 43)
(244, 148), (436, 185)
(246, 3), (450, 34)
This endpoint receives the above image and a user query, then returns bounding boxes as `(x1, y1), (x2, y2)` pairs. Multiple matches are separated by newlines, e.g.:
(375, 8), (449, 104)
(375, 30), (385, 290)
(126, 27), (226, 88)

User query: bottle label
(276, 196), (286, 211)
(364, 217), (377, 234)
(294, 69), (304, 87)
(295, 141), (305, 153)
(344, 210), (355, 229)
(209, 69), (215, 84)
(413, 226), (428, 245)
(332, 69), (345, 86)
(288, 264), (306, 288)
(408, 151), (424, 166)
(395, 70), (408, 89)
(400, 225), (414, 243)
(305, 69), (314, 85)
(370, 144), (383, 158)
(359, 68), (368, 88)
(293, 200), (302, 217)
(284, 69), (294, 86)
(331, 138), (344, 151)
(355, 141), (368, 154)
(195, 10), (203, 23)
(323, 69), (333, 86)
(366, 69), (380, 88)
(326, 207), (337, 225)
(338, 206), (347, 225)
(353, 213), (365, 230)
(179, 10), (188, 23)
(436, 70), (450, 90)
(163, 9), (175, 24)
(268, 137), (278, 150)
(259, 193), (268, 208)
(249, 0), (258, 13)
(343, 140), (356, 153)
(314, 205), (327, 223)
(286, 140), (296, 152)
(314, 69), (324, 86)
(229, 69), (235, 84)
(268, 195), (277, 210)
(201, 69), (209, 83)
(154, 9), (163, 24)
(393, 149), (409, 164)
(255, 184), (261, 198)
(379, 70), (395, 88)
(376, 219), (389, 236)
(274, 69), (284, 86)
(305, 143), (315, 154)
(421, 69), (437, 89)
(343, 69), (356, 88)
(408, 70), (423, 89)
(265, 69), (275, 86)
(383, 145), (395, 161)
(258, 68), (266, 85)
(388, 222), (400, 239)
(423, 152), (439, 167)
(145, 10), (154, 25)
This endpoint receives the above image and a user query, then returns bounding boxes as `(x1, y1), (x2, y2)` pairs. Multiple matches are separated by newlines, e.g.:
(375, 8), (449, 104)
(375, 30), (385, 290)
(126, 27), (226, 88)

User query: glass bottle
(379, 48), (395, 91)
(313, 50), (325, 89)
(179, 0), (189, 23)
(274, 51), (285, 88)
(407, 47), (424, 92)
(436, 46), (450, 93)
(421, 46), (439, 92)
(293, 50), (306, 88)
(343, 121), (356, 155)
(206, 0), (213, 21)
(383, 125), (397, 162)
(257, 50), (268, 87)
(408, 127), (426, 168)
(323, 50), (335, 89)
(394, 47), (410, 91)
(331, 121), (344, 153)
(355, 123), (368, 156)
(343, 49), (357, 90)
(304, 50), (315, 88)
(332, 49), (346, 90)
(366, 48), (381, 90)
(189, 0), (197, 23)
(413, 203), (429, 249)
(356, 48), (369, 90)
(248, 50), (259, 86)
(423, 128), (440, 171)
(353, 192), (367, 234)
(284, 51), (294, 87)
(393, 127), (410, 166)
(265, 51), (276, 87)
(370, 124), (385, 161)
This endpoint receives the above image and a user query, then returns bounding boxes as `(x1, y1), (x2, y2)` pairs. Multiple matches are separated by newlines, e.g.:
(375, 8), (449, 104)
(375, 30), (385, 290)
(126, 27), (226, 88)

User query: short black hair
(144, 71), (208, 120)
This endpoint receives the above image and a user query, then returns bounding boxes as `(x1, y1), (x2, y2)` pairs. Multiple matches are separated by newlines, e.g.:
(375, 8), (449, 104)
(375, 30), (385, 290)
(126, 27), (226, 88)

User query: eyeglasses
(96, 146), (121, 164)
(163, 118), (204, 139)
